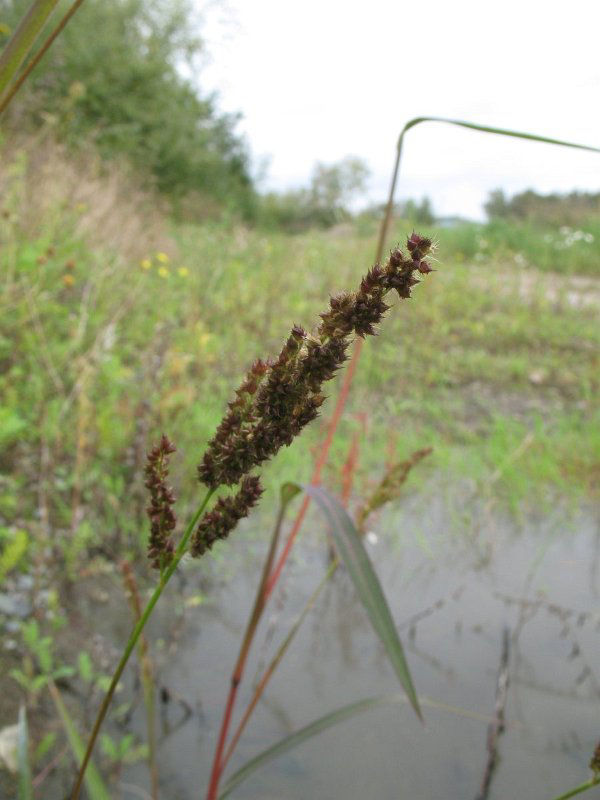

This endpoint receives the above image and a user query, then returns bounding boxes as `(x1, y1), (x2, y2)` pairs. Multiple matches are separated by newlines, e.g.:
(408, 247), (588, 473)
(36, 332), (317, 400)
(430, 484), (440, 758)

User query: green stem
(70, 488), (215, 800)
(550, 776), (600, 800)
(0, 0), (59, 99)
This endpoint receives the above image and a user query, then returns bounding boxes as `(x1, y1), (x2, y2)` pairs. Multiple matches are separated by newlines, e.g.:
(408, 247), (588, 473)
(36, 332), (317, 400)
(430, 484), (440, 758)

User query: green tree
(0, 0), (255, 215)
(308, 155), (370, 220)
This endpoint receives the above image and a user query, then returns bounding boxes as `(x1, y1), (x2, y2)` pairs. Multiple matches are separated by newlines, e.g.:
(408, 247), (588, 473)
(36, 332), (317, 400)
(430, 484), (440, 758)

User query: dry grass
(0, 128), (174, 262)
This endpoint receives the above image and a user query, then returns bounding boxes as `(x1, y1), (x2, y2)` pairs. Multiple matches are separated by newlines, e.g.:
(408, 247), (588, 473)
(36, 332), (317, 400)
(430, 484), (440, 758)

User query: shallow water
(112, 491), (600, 800)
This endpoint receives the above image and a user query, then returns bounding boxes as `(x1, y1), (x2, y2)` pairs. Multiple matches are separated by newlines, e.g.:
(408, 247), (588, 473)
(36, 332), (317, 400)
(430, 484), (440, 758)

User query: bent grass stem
(70, 488), (215, 800)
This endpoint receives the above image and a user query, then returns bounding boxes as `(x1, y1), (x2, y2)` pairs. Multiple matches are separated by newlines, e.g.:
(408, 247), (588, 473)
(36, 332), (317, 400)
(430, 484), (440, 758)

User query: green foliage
(486, 187), (600, 226)
(258, 156), (369, 231)
(9, 621), (76, 699)
(100, 733), (147, 765)
(436, 217), (600, 275)
(1, 136), (598, 574)
(400, 196), (436, 224)
(1, 0), (255, 215)
(0, 527), (29, 580)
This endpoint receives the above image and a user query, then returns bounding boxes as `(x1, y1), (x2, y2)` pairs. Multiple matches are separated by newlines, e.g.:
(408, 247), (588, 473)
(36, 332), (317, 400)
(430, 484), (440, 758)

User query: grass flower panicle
(197, 234), (434, 491)
(144, 434), (177, 569)
(190, 476), (263, 557)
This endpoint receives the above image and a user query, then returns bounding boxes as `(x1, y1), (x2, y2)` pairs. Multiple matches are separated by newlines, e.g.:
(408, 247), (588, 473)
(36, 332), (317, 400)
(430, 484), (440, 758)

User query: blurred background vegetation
(0, 0), (599, 576)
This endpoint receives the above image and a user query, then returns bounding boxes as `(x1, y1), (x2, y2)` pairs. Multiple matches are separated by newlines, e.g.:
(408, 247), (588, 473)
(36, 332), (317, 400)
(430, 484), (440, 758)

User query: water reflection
(122, 496), (599, 799)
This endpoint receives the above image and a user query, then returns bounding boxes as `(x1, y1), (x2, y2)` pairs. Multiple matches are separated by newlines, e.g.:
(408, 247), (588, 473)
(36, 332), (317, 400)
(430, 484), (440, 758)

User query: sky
(196, 0), (600, 219)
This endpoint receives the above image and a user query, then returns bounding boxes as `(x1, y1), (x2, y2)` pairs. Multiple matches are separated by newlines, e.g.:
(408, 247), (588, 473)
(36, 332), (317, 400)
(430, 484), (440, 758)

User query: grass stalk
(0, 0), (59, 99)
(121, 561), (159, 800)
(0, 0), (86, 115)
(221, 559), (338, 773)
(70, 488), (215, 800)
(205, 494), (292, 800)
(550, 776), (600, 800)
(205, 131), (406, 800)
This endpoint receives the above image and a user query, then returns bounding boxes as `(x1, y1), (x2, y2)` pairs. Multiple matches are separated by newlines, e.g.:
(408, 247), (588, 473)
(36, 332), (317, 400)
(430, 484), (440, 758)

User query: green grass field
(1, 142), (599, 577)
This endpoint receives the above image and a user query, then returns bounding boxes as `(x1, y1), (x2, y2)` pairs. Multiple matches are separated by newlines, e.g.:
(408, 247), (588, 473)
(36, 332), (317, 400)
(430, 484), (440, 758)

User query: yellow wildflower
(156, 252), (170, 264)
(140, 258), (152, 270)
(177, 266), (189, 277)
(158, 266), (170, 278)
(62, 274), (75, 287)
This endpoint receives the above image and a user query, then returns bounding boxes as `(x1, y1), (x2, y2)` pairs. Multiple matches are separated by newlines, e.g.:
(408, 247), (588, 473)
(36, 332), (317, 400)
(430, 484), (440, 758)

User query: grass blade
(298, 483), (421, 719)
(399, 116), (600, 155)
(47, 679), (110, 800)
(17, 706), (33, 800)
(218, 693), (491, 799)
(218, 695), (398, 799)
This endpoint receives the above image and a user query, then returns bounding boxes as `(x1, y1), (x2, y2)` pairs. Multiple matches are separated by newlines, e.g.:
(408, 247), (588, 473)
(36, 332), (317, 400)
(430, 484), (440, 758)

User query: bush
(0, 0), (256, 217)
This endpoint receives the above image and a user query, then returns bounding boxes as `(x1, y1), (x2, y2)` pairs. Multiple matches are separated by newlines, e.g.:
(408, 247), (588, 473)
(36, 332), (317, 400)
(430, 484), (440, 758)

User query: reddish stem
(205, 132), (402, 799)
(205, 679), (239, 800)
(264, 336), (363, 596)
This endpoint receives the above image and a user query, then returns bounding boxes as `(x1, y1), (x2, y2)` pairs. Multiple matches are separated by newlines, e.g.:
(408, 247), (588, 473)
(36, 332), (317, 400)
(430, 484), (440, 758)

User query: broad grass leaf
(303, 486), (423, 720)
(299, 484), (421, 719)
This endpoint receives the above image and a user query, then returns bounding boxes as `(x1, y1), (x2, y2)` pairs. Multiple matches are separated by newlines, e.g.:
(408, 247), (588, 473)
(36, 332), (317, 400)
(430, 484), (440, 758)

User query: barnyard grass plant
(70, 231), (436, 799)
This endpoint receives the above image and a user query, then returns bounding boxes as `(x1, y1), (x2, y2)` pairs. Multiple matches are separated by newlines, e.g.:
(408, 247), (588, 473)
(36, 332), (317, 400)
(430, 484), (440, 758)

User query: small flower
(62, 274), (75, 287)
(64, 259), (76, 270)
(178, 266), (189, 277)
(157, 266), (170, 278)
(156, 252), (170, 264)
(140, 258), (152, 270)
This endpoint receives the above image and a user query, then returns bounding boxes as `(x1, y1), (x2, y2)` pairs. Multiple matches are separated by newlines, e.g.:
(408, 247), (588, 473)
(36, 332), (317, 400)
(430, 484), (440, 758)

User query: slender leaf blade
(218, 695), (398, 799)
(17, 706), (33, 800)
(300, 483), (421, 719)
(48, 680), (111, 800)
(401, 116), (600, 155)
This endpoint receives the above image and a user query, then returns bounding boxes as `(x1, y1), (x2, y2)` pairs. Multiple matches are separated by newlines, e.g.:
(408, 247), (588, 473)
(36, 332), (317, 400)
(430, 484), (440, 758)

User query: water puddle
(117, 493), (600, 799)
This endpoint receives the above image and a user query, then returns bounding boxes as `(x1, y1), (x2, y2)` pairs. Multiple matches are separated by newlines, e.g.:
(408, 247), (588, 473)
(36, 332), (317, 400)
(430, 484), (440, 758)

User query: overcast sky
(197, 0), (600, 219)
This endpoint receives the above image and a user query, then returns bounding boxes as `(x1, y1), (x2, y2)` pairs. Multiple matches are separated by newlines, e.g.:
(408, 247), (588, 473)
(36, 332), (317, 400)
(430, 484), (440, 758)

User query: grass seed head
(190, 476), (264, 557)
(197, 233), (433, 490)
(145, 434), (177, 569)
